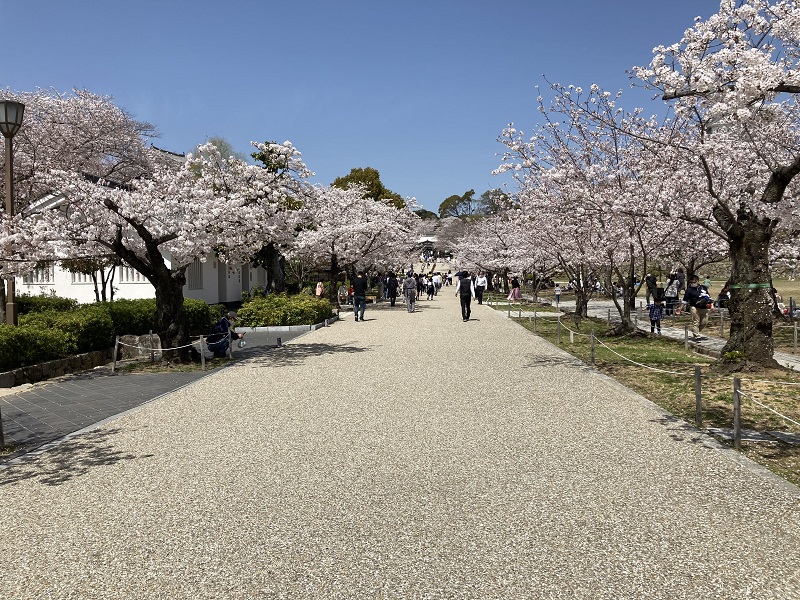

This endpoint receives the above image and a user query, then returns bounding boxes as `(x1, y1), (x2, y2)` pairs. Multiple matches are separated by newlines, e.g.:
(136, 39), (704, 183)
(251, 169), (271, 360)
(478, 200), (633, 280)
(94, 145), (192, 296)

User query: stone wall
(0, 348), (115, 388)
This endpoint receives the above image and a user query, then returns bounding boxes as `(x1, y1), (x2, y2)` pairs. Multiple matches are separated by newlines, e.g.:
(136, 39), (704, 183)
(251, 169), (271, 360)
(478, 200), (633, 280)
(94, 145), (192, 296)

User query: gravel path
(1, 291), (798, 599)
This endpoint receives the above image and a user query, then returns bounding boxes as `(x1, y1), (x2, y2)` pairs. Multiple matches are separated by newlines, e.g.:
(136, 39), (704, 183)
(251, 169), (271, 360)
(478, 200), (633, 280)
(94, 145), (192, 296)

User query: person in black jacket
(207, 311), (245, 358)
(352, 271), (368, 321)
(455, 271), (476, 321)
(386, 272), (399, 307)
(682, 275), (711, 339)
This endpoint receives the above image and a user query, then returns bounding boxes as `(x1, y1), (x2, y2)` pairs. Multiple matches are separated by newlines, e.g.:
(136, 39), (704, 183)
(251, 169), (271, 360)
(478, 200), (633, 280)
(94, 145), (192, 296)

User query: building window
(117, 265), (148, 284)
(187, 258), (203, 290)
(71, 271), (94, 284)
(23, 263), (55, 284)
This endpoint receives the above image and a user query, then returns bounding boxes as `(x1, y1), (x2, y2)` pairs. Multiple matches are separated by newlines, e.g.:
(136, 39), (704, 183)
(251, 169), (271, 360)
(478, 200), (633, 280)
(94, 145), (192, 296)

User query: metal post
(277, 337), (282, 347)
(733, 377), (742, 451)
(569, 330), (574, 344)
(684, 325), (689, 350)
(200, 336), (206, 370)
(533, 311), (537, 334)
(518, 308), (521, 318)
(507, 304), (511, 318)
(557, 315), (561, 344)
(694, 366), (702, 428)
(794, 322), (797, 354)
(590, 329), (595, 365)
(112, 335), (119, 372)
(4, 135), (17, 325)
(720, 310), (724, 338)
(149, 330), (155, 363)
(607, 308), (611, 324)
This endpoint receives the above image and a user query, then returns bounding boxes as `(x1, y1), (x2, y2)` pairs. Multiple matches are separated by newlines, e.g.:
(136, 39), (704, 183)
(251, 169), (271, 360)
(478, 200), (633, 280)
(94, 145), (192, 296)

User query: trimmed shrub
(0, 324), (73, 371)
(19, 305), (114, 355)
(17, 293), (78, 315)
(238, 294), (334, 327)
(103, 299), (158, 337)
(184, 298), (216, 335)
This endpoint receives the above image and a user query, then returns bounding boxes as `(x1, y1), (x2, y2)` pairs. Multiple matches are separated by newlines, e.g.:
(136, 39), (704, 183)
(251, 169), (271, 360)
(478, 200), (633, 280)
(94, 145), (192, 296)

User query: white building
(18, 257), (268, 306)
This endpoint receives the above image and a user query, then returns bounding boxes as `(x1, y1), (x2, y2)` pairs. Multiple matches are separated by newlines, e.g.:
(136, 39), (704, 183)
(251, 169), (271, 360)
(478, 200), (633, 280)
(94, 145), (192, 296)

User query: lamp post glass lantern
(1, 99), (25, 325)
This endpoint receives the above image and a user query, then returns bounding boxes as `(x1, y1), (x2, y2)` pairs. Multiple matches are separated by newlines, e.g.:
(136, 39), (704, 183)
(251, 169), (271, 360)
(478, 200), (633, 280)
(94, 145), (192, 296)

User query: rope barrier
(737, 390), (800, 428)
(116, 335), (207, 352)
(592, 337), (694, 376)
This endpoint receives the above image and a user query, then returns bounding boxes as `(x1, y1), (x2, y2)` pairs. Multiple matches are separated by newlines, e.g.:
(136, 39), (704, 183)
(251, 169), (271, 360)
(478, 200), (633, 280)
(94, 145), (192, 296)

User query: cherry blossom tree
(496, 86), (670, 332)
(285, 184), (421, 299)
(0, 90), (310, 360)
(633, 0), (800, 366)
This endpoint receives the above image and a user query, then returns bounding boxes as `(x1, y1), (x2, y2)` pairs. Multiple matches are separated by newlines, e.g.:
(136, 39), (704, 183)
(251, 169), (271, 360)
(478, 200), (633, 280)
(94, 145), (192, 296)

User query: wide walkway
(1, 291), (798, 598)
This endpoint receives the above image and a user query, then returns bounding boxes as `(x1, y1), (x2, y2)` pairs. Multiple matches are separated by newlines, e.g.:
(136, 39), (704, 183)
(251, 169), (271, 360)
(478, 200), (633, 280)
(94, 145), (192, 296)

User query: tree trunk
(721, 210), (778, 367)
(154, 269), (190, 363)
(608, 264), (636, 334)
(327, 251), (339, 303)
(264, 243), (285, 293)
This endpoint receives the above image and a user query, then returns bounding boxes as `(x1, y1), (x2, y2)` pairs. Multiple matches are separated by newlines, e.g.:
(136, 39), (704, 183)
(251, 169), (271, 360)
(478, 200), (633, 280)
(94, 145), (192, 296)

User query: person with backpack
(455, 270), (476, 322)
(682, 275), (712, 339)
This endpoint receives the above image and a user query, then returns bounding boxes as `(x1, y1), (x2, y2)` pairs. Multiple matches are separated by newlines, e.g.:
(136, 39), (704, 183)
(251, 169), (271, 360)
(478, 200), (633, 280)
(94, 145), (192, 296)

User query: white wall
(16, 257), (269, 306)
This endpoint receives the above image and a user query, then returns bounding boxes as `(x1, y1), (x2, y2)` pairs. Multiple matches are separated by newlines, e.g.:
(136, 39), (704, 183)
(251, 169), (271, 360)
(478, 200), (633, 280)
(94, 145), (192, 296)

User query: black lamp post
(0, 100), (24, 325)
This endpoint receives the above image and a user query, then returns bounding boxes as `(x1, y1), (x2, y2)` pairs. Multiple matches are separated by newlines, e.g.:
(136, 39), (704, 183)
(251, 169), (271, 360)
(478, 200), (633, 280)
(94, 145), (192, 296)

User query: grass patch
(511, 313), (800, 486)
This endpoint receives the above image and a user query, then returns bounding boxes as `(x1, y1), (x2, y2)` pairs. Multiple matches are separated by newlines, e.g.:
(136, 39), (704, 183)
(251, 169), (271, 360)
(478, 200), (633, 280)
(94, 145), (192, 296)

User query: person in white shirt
(475, 272), (488, 304)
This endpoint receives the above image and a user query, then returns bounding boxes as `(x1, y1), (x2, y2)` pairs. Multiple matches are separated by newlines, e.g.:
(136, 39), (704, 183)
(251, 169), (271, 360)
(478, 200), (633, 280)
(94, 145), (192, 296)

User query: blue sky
(4, 0), (718, 212)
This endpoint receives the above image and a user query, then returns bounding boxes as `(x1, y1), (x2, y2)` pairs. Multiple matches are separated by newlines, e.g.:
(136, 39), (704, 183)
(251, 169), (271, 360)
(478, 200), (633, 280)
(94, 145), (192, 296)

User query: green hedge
(0, 324), (73, 371)
(93, 298), (216, 336)
(238, 294), (334, 327)
(16, 293), (79, 314)
(20, 305), (115, 355)
(1, 297), (220, 371)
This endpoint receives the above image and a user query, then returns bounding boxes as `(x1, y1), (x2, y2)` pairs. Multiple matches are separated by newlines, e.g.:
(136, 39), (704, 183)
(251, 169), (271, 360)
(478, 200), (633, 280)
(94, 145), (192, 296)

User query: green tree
(414, 208), (438, 220)
(478, 189), (512, 214)
(332, 167), (405, 208)
(438, 189), (479, 218)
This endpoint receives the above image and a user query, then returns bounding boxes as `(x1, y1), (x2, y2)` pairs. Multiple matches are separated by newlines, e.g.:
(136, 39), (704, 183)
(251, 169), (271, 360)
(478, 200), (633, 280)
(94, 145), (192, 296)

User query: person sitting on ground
(207, 311), (245, 358)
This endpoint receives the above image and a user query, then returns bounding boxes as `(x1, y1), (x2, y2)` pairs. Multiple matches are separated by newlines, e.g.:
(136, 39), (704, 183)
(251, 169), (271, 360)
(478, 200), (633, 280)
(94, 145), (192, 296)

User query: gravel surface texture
(1, 290), (799, 599)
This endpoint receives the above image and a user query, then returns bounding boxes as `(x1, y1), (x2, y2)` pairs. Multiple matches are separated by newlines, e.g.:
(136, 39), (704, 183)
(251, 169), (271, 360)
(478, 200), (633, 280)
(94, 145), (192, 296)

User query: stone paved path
(0, 330), (306, 460)
(0, 292), (798, 598)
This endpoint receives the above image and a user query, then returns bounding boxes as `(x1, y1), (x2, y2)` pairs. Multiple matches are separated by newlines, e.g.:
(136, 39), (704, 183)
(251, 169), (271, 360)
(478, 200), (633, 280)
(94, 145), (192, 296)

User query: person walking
(554, 283), (562, 306)
(508, 276), (522, 303)
(645, 273), (657, 304)
(455, 270), (476, 321)
(352, 271), (368, 321)
(648, 298), (665, 336)
(403, 271), (417, 312)
(475, 272), (488, 304)
(664, 277), (679, 317)
(682, 275), (711, 339)
(386, 272), (399, 307)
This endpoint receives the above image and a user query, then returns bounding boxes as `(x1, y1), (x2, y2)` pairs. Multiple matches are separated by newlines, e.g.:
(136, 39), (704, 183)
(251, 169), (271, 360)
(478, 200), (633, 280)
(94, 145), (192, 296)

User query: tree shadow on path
(522, 354), (586, 369)
(0, 427), (153, 487)
(248, 342), (371, 368)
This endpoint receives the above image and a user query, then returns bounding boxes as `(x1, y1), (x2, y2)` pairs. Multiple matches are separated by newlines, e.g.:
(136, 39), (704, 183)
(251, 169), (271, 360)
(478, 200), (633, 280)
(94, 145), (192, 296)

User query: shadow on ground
(248, 342), (371, 368)
(522, 354), (585, 369)
(0, 427), (153, 487)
